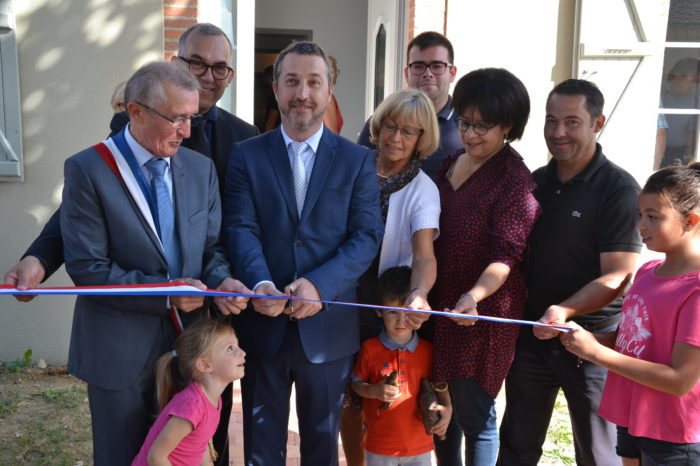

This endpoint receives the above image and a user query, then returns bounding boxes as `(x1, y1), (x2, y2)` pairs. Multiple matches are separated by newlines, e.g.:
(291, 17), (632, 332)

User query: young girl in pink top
(562, 164), (700, 465)
(132, 320), (245, 466)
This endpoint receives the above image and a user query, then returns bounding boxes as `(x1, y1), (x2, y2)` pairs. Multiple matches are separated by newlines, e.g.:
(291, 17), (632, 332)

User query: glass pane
(373, 25), (386, 110)
(657, 47), (700, 168)
(667, 0), (700, 42)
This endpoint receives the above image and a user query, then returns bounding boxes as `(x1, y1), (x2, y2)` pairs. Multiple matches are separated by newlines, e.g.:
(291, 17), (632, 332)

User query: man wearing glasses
(357, 31), (462, 180)
(3, 22), (257, 466)
(59, 61), (250, 465)
(112, 22), (259, 188)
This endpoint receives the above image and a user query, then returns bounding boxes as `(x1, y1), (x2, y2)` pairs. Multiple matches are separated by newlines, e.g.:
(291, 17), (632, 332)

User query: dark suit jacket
(60, 143), (230, 390)
(24, 106), (258, 278)
(222, 127), (384, 363)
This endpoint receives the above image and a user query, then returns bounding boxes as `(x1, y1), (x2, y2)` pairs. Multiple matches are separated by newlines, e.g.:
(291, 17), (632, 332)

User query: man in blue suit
(223, 41), (384, 465)
(60, 62), (250, 465)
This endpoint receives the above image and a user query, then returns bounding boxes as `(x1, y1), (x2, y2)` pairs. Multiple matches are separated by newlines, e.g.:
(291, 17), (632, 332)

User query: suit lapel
(301, 128), (336, 223)
(267, 129), (298, 220)
(210, 107), (232, 177)
(171, 152), (190, 273)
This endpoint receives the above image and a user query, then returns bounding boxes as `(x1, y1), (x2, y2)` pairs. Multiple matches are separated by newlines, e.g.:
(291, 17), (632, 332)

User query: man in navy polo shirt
(499, 79), (642, 466)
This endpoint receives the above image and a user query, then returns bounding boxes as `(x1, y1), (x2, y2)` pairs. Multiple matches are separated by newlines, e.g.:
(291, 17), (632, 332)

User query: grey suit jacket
(60, 140), (230, 390)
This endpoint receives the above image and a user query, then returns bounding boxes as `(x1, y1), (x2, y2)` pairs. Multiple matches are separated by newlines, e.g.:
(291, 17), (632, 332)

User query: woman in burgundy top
(429, 68), (540, 465)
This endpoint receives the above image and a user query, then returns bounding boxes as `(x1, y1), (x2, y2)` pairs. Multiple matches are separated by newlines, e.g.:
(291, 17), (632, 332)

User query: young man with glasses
(358, 31), (462, 180)
(3, 23), (257, 466)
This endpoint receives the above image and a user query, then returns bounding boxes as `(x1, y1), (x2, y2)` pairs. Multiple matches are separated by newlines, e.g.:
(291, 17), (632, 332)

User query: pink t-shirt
(599, 260), (700, 443)
(132, 381), (221, 465)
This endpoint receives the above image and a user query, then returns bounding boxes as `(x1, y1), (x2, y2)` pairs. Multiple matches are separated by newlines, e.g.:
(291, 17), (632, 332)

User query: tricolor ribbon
(0, 283), (571, 332)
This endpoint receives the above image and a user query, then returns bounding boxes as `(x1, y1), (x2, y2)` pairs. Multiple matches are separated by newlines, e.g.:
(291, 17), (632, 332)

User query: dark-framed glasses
(454, 118), (495, 136)
(137, 102), (202, 129)
(381, 121), (424, 138)
(407, 61), (452, 75)
(176, 56), (233, 80)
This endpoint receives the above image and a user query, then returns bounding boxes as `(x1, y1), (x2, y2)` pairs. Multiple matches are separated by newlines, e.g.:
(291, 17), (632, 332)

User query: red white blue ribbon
(0, 283), (571, 331)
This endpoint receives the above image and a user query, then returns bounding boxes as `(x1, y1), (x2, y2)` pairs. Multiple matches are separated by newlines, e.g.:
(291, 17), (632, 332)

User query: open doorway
(254, 29), (313, 132)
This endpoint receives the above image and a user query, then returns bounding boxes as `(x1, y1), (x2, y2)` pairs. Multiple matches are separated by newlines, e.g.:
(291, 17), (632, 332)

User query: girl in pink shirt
(132, 320), (245, 466)
(562, 164), (700, 465)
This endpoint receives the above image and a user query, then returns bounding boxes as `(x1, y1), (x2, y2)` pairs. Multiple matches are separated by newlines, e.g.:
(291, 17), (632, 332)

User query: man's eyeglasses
(454, 118), (495, 136)
(176, 56), (233, 80)
(137, 102), (202, 129)
(407, 61), (452, 75)
(381, 121), (424, 139)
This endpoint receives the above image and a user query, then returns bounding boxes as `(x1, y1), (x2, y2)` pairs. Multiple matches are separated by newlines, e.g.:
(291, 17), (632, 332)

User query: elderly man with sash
(59, 61), (249, 465)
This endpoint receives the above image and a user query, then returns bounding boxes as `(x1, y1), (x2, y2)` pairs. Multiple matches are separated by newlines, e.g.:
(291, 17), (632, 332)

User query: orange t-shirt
(352, 334), (434, 457)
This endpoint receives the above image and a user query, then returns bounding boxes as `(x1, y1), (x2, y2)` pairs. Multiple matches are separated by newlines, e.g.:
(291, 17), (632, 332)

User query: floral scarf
(377, 155), (421, 222)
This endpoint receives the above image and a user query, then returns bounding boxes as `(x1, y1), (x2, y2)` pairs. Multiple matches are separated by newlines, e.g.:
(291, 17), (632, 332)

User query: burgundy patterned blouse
(430, 144), (540, 398)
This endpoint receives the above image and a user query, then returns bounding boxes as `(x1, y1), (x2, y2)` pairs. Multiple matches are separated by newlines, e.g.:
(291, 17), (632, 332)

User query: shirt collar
(201, 105), (218, 123)
(378, 329), (419, 353)
(125, 122), (172, 169)
(437, 95), (455, 121)
(280, 123), (324, 153)
(544, 143), (605, 184)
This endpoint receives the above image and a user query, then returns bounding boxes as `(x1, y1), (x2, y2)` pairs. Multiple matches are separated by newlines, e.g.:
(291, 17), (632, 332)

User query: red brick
(165, 39), (179, 49)
(164, 5), (196, 17)
(163, 0), (196, 7)
(164, 18), (197, 29)
(164, 28), (187, 39)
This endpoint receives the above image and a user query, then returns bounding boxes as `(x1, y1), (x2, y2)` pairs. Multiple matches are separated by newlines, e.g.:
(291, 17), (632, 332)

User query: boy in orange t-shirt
(352, 266), (452, 465)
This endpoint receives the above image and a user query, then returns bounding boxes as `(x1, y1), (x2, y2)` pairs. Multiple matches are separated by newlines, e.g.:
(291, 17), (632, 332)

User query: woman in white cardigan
(341, 88), (441, 466)
(369, 88), (441, 319)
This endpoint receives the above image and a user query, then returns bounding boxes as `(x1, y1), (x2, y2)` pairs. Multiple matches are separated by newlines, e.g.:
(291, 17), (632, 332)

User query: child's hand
(371, 382), (400, 402)
(560, 322), (600, 360)
(430, 403), (452, 438)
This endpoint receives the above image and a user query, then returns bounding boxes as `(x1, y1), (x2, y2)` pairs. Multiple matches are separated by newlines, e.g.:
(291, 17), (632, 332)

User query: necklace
(376, 171), (390, 179)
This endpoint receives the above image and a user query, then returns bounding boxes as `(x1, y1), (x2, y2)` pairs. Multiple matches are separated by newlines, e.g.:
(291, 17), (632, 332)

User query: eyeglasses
(381, 121), (424, 138)
(176, 56), (233, 80)
(137, 102), (202, 129)
(454, 118), (496, 136)
(407, 61), (452, 75)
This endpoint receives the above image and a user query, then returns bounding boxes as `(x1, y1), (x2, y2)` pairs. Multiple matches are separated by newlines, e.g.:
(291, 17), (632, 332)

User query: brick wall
(163, 0), (198, 59)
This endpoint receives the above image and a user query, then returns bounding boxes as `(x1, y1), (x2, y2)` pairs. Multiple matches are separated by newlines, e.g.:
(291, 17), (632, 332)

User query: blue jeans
(450, 377), (498, 466)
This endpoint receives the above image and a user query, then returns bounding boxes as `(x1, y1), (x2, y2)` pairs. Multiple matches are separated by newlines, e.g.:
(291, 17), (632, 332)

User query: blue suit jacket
(223, 127), (384, 363)
(61, 143), (231, 390)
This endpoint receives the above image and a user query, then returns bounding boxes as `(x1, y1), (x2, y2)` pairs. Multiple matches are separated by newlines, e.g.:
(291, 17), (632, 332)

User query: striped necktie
(290, 141), (308, 217)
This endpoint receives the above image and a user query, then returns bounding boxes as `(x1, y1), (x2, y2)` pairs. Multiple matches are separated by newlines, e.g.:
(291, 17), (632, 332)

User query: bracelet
(409, 287), (428, 296)
(433, 381), (449, 392)
(459, 292), (477, 308)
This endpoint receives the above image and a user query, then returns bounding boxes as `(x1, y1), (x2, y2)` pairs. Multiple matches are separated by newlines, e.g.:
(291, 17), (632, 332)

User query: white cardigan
(378, 170), (440, 276)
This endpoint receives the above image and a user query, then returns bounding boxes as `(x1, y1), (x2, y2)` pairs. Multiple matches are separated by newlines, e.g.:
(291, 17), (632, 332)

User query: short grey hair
(124, 61), (200, 111)
(273, 41), (332, 87)
(178, 23), (232, 61)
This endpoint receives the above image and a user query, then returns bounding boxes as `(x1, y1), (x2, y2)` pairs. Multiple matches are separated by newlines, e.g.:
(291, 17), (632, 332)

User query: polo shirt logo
(571, 210), (582, 218)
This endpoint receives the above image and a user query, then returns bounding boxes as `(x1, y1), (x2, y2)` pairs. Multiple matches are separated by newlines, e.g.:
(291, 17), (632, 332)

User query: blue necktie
(145, 158), (182, 279)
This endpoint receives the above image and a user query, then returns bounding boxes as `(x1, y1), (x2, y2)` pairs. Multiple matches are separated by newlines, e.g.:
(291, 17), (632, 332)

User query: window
(0, 0), (22, 181)
(655, 0), (700, 169)
(373, 24), (386, 110)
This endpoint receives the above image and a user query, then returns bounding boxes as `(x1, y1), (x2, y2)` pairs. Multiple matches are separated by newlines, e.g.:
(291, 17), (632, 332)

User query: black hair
(406, 31), (454, 64)
(547, 79), (604, 120)
(642, 162), (700, 216)
(452, 67), (530, 141)
(376, 266), (412, 305)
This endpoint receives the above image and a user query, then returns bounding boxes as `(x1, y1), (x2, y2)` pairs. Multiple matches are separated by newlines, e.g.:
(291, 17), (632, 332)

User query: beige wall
(0, 0), (163, 364)
(446, 0), (669, 182)
(255, 0), (369, 140)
